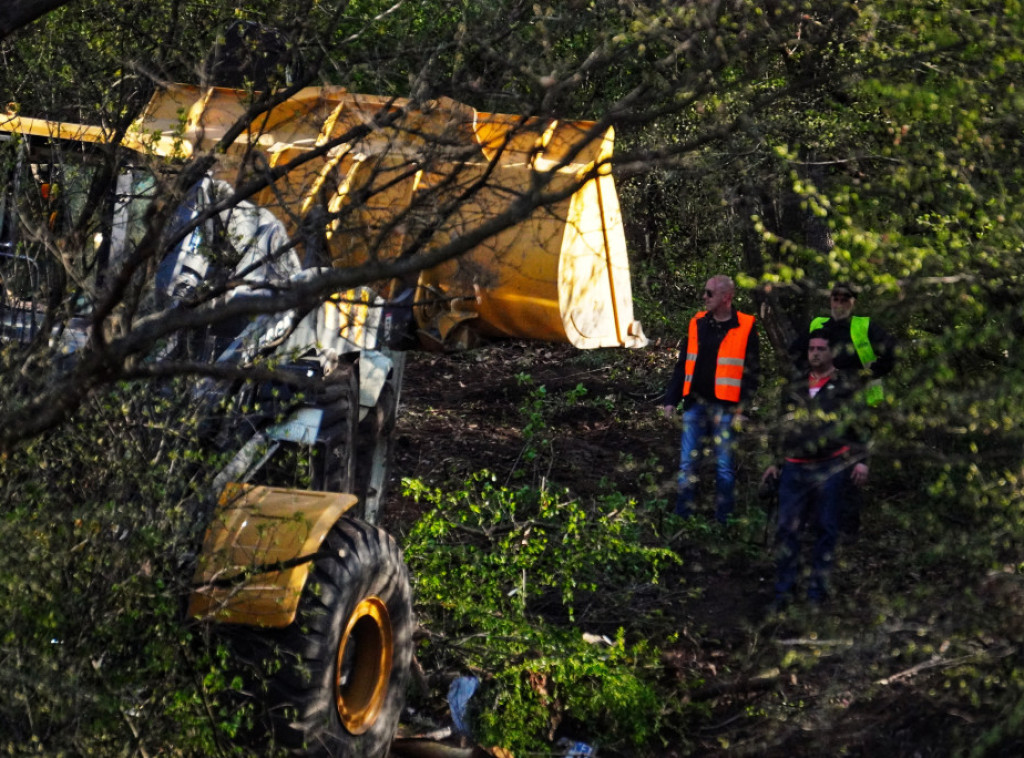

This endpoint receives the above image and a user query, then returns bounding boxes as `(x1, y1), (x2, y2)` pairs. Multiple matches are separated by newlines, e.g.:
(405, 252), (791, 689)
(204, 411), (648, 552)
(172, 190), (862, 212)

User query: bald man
(662, 275), (760, 524)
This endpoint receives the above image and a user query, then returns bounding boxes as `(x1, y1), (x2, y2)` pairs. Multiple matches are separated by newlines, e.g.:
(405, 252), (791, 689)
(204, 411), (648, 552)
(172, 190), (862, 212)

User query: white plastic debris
(447, 675), (480, 737)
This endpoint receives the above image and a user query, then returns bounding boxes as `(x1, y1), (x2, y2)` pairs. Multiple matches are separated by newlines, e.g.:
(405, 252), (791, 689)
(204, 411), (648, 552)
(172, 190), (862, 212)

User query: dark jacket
(663, 308), (760, 411)
(772, 368), (869, 463)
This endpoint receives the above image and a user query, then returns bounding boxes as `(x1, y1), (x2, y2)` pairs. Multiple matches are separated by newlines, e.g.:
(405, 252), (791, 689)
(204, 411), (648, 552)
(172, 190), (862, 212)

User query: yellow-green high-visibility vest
(810, 316), (883, 405)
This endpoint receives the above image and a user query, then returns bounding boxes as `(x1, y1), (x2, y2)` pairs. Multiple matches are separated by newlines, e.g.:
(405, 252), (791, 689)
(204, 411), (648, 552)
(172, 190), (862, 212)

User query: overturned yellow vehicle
(0, 82), (645, 756)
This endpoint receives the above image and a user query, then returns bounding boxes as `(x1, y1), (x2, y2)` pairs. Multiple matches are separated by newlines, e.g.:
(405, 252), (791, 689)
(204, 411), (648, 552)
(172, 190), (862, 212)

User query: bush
(0, 381), (252, 755)
(401, 471), (680, 754)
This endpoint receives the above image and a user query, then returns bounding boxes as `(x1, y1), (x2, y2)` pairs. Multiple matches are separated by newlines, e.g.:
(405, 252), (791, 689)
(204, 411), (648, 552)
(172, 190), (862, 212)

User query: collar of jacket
(700, 307), (740, 330)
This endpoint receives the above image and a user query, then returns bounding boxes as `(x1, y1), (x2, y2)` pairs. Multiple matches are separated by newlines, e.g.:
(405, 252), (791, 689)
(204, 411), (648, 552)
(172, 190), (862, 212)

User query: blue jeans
(774, 459), (845, 601)
(675, 402), (736, 523)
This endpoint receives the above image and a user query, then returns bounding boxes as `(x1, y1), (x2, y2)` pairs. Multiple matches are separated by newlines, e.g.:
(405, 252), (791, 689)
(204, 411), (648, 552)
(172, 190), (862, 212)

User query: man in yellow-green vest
(789, 281), (895, 537)
(791, 282), (896, 405)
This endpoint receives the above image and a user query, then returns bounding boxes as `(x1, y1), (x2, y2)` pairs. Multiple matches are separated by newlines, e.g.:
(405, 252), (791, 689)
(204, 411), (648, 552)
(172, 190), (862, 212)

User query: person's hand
(662, 405), (676, 420)
(759, 465), (780, 500)
(850, 462), (869, 486)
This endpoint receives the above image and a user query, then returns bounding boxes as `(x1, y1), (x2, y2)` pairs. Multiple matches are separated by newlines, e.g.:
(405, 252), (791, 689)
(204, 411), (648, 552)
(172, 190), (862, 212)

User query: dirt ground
(385, 341), (679, 514)
(385, 339), (775, 621)
(378, 341), (968, 757)
(379, 341), (772, 751)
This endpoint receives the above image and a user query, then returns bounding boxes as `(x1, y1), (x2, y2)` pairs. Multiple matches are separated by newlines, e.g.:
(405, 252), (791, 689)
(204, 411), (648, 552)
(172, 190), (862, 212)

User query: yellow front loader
(0, 83), (645, 756)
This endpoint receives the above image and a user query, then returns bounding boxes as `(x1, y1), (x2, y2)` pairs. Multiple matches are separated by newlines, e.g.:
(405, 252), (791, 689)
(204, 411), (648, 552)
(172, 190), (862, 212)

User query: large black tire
(311, 364), (359, 498)
(265, 516), (413, 757)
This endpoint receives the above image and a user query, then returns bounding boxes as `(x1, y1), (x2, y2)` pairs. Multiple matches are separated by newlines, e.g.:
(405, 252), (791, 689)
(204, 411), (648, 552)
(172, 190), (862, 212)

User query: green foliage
(0, 381), (250, 755)
(3, 0), (1024, 752)
(508, 372), (603, 489)
(514, 371), (551, 465)
(476, 628), (666, 754)
(513, 372), (588, 470)
(402, 471), (680, 753)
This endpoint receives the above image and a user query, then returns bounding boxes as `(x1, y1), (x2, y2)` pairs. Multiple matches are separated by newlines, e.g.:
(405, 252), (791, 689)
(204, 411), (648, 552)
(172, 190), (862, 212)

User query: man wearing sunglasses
(662, 275), (760, 524)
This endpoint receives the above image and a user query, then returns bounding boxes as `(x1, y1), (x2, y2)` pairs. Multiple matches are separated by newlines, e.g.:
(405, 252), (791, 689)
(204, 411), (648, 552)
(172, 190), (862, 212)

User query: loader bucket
(5, 85), (647, 350)
(124, 85), (647, 349)
(411, 116), (646, 350)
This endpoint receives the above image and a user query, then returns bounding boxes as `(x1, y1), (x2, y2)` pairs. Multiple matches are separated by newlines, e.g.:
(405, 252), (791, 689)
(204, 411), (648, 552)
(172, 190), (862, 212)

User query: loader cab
(0, 132), (157, 349)
(1, 134), (61, 342)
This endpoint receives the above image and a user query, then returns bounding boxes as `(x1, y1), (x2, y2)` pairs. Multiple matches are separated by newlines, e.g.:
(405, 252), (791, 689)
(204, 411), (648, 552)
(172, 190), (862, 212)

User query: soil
(378, 341), (975, 757)
(384, 339), (774, 626)
(384, 340), (680, 521)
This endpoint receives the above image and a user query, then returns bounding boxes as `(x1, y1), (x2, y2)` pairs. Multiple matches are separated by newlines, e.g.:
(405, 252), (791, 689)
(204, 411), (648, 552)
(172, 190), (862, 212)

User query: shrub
(402, 471), (680, 753)
(0, 381), (251, 755)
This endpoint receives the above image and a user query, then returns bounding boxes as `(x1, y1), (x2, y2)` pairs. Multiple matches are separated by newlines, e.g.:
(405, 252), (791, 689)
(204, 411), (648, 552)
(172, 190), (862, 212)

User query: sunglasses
(703, 289), (716, 297)
(831, 293), (852, 301)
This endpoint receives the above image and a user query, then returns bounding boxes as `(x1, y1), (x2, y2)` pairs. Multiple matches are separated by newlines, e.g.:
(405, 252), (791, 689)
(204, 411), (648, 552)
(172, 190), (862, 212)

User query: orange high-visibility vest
(682, 310), (756, 403)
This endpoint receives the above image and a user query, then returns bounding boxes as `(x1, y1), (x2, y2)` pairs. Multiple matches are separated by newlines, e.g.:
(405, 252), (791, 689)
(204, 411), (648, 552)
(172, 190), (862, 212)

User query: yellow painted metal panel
(0, 112), (112, 145)
(137, 85), (644, 347)
(188, 484), (358, 627)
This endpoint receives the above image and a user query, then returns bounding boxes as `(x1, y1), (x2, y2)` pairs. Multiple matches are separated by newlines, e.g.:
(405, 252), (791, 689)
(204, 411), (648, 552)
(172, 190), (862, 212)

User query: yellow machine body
(3, 85), (646, 626)
(188, 484), (360, 627)
(4, 85), (645, 349)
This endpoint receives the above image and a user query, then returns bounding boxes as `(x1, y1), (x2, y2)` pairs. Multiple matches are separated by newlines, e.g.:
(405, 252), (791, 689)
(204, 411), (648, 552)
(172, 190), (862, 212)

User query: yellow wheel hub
(335, 596), (393, 734)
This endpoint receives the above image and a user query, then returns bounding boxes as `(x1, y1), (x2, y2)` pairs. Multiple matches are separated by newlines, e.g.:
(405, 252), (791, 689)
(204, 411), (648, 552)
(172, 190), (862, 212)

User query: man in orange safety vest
(662, 275), (760, 524)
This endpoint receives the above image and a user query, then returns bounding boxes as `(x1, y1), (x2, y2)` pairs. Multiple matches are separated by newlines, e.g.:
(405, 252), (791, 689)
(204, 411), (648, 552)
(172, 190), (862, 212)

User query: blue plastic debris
(562, 740), (597, 757)
(446, 675), (480, 737)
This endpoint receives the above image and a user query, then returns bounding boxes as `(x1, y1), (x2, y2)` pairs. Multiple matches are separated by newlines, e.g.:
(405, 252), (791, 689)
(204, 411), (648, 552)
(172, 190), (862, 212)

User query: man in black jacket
(788, 282), (893, 539)
(663, 275), (760, 523)
(763, 331), (868, 607)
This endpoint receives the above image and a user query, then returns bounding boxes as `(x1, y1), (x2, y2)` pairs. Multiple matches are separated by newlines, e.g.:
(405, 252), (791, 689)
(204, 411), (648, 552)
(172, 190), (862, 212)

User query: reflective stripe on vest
(849, 316), (877, 367)
(682, 310), (756, 403)
(810, 315), (883, 405)
(682, 315), (702, 396)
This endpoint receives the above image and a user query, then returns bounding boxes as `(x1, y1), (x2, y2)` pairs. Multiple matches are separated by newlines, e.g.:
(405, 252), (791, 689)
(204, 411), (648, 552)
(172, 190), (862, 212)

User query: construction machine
(0, 83), (646, 756)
